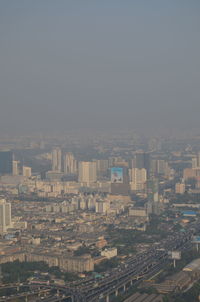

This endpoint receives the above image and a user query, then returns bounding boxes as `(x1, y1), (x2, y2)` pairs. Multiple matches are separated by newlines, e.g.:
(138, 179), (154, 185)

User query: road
(1, 221), (199, 302)
(69, 221), (199, 301)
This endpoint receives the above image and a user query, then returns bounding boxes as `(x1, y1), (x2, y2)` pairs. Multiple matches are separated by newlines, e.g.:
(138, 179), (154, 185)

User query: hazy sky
(0, 1), (200, 134)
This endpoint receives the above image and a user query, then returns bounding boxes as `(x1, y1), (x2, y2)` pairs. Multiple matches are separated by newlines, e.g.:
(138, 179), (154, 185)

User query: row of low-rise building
(0, 251), (94, 272)
(26, 252), (94, 272)
(44, 194), (126, 215)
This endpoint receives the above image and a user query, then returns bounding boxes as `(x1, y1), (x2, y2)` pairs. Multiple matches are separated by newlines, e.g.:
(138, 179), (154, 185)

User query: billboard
(111, 167), (123, 183)
(168, 251), (181, 260)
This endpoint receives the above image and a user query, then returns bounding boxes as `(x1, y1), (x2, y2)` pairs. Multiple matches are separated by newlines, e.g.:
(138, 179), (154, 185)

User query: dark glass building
(132, 151), (151, 176)
(0, 151), (13, 175)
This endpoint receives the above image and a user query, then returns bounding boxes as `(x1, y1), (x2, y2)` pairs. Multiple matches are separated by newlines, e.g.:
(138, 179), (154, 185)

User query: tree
(94, 258), (119, 273)
(74, 246), (90, 256)
(64, 272), (79, 282)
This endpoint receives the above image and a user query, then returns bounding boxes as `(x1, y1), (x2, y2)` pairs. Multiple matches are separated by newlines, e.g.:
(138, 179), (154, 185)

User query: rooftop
(183, 258), (200, 272)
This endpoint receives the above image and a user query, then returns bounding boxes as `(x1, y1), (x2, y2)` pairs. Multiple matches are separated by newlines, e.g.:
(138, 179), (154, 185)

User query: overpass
(1, 221), (200, 302)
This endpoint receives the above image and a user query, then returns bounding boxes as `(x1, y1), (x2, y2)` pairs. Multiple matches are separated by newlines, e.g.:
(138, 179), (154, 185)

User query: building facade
(78, 161), (97, 183)
(0, 199), (12, 233)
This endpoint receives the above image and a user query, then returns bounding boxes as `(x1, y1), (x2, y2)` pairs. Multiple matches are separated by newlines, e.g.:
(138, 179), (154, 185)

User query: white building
(23, 166), (32, 178)
(52, 147), (62, 172)
(95, 200), (110, 214)
(78, 161), (97, 183)
(0, 199), (12, 233)
(12, 160), (19, 176)
(79, 199), (87, 210)
(130, 168), (147, 191)
(101, 248), (117, 259)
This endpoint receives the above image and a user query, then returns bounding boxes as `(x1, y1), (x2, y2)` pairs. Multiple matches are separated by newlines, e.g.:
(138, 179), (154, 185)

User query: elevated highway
(1, 221), (199, 302)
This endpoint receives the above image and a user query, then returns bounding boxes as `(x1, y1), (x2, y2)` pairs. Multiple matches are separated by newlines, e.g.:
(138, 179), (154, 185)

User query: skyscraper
(150, 159), (170, 177)
(192, 152), (200, 169)
(0, 151), (13, 175)
(147, 178), (159, 202)
(12, 160), (19, 176)
(78, 161), (97, 183)
(64, 152), (77, 174)
(0, 199), (12, 233)
(95, 159), (109, 174)
(130, 168), (147, 192)
(132, 151), (150, 177)
(52, 148), (62, 172)
(110, 166), (130, 195)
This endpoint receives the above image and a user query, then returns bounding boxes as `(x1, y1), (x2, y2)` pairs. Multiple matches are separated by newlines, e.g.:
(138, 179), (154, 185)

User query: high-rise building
(110, 166), (130, 195)
(132, 151), (150, 176)
(150, 159), (170, 177)
(0, 199), (12, 233)
(0, 151), (13, 175)
(64, 152), (77, 174)
(130, 168), (147, 191)
(52, 148), (62, 172)
(23, 166), (32, 178)
(192, 157), (198, 169)
(192, 152), (200, 169)
(78, 161), (97, 183)
(95, 200), (110, 214)
(95, 159), (109, 174)
(94, 159), (109, 179)
(157, 160), (169, 175)
(12, 160), (19, 176)
(147, 178), (159, 202)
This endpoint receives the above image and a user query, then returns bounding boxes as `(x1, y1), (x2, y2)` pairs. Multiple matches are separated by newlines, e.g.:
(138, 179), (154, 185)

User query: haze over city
(1, 2), (200, 302)
(0, 1), (200, 135)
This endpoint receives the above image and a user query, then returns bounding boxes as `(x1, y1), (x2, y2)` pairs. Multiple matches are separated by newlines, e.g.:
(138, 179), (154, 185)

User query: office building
(95, 200), (110, 214)
(78, 161), (97, 183)
(12, 160), (19, 176)
(0, 151), (13, 175)
(22, 166), (32, 178)
(111, 166), (130, 195)
(130, 168), (147, 191)
(95, 159), (109, 174)
(0, 199), (12, 233)
(132, 151), (150, 176)
(64, 152), (77, 174)
(147, 178), (159, 202)
(52, 148), (62, 172)
(192, 152), (200, 169)
(151, 159), (170, 178)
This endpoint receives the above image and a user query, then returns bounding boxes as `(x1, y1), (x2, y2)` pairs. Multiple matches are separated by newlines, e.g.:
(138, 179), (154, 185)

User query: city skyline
(1, 1), (200, 301)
